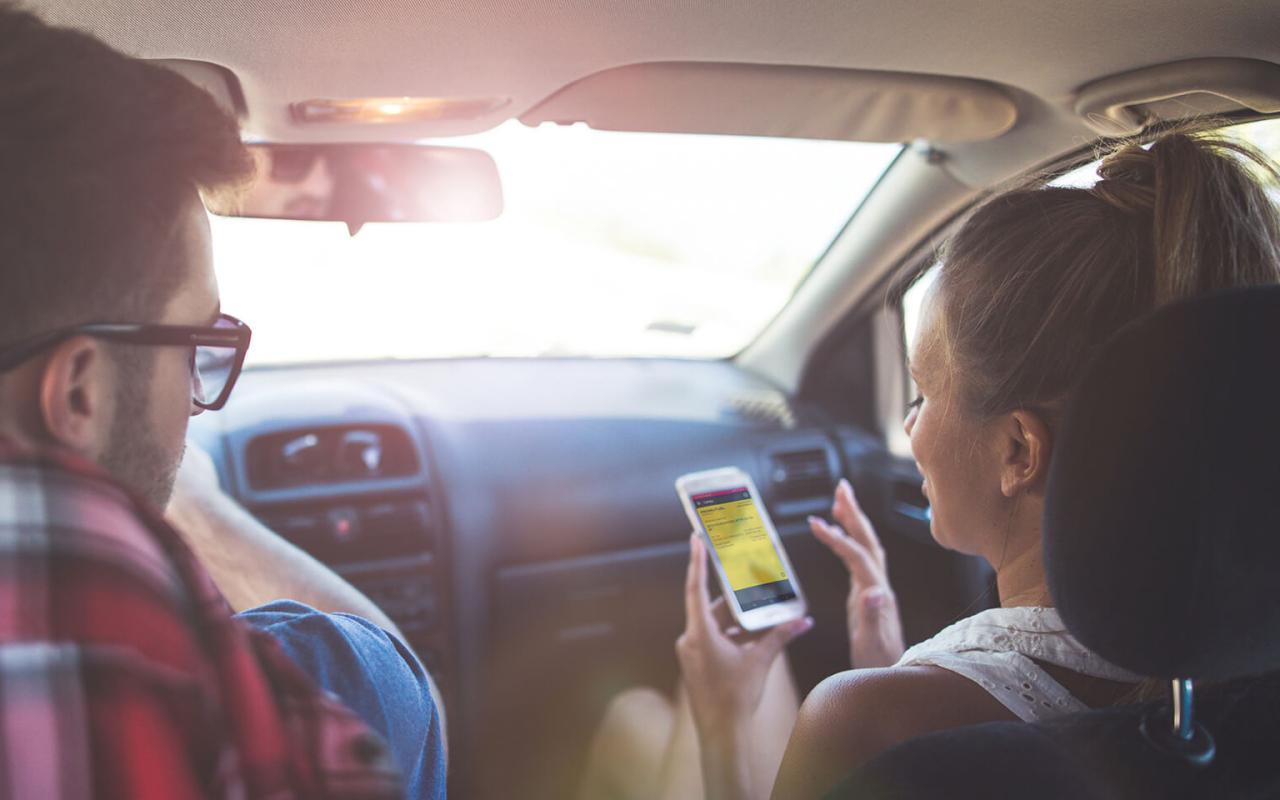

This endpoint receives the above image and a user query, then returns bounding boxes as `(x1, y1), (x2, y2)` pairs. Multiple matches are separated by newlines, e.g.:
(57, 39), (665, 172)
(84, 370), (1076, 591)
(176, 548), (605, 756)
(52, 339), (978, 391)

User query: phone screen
(692, 487), (798, 611)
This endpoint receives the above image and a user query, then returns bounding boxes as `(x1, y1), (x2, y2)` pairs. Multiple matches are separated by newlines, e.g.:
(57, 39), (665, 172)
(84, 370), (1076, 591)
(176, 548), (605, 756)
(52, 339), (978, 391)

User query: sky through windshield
(212, 122), (900, 365)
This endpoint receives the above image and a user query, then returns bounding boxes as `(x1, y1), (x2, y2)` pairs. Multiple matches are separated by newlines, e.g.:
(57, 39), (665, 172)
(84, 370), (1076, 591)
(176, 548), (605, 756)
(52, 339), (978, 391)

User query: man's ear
(997, 409), (1054, 498)
(38, 336), (114, 456)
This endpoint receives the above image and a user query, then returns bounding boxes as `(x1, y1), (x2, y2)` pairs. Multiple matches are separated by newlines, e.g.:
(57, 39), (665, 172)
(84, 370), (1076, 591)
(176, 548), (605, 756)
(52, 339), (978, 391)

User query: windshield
(212, 122), (900, 365)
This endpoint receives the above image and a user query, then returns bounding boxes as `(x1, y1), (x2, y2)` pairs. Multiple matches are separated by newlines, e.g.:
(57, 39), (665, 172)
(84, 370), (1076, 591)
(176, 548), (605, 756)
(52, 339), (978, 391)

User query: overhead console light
(291, 95), (510, 125)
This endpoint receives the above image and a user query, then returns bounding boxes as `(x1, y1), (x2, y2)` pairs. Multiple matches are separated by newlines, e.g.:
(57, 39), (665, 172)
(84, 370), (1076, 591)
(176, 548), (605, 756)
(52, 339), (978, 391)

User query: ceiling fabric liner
(521, 62), (1018, 143)
(32, 0), (1279, 143)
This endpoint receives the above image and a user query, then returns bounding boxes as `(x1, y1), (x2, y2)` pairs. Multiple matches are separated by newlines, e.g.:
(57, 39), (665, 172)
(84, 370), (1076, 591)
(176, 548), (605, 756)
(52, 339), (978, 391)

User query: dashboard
(188, 356), (984, 799)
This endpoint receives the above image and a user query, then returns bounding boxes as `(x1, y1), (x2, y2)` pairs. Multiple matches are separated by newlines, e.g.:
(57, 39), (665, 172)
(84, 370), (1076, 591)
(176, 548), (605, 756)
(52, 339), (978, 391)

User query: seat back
(1045, 285), (1280, 682)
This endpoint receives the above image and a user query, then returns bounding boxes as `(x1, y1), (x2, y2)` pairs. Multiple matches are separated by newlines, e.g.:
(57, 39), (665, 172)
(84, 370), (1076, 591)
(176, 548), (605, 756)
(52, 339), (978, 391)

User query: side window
(900, 265), (939, 356)
(888, 265), (938, 456)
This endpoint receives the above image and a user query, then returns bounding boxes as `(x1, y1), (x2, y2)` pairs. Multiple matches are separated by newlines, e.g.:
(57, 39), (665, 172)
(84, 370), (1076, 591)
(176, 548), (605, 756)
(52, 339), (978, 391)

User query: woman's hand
(676, 533), (813, 734)
(808, 479), (905, 669)
(676, 533), (812, 800)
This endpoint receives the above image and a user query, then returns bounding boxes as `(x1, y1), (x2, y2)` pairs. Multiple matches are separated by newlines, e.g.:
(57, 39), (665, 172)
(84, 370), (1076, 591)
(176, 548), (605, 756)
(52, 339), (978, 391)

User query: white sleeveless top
(894, 606), (1141, 721)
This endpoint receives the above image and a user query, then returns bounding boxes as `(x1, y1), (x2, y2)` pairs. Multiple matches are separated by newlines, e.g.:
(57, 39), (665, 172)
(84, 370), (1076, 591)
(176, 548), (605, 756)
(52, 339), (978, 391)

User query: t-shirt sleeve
(236, 600), (445, 800)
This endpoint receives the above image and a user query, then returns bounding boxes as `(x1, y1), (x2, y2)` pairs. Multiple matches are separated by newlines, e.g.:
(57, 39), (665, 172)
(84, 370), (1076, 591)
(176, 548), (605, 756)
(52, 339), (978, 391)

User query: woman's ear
(997, 409), (1054, 498)
(38, 336), (114, 456)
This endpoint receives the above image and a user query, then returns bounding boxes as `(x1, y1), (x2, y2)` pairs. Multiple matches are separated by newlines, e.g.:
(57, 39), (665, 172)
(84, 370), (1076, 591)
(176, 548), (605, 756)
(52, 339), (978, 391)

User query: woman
(579, 128), (1280, 800)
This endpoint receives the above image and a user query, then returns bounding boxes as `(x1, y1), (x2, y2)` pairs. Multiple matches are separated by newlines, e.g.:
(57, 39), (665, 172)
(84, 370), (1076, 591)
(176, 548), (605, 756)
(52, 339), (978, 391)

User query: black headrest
(1045, 286), (1280, 682)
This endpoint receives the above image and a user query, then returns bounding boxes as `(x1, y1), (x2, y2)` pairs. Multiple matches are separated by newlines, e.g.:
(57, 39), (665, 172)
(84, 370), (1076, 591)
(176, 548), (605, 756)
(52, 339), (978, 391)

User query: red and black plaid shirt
(0, 441), (403, 798)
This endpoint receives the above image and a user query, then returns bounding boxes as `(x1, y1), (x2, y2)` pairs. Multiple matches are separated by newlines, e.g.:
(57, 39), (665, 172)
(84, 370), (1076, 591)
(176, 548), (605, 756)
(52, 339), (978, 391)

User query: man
(0, 4), (444, 797)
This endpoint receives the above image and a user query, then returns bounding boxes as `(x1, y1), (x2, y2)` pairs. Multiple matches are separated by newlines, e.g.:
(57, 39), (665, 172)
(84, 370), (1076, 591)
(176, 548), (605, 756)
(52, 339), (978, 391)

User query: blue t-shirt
(238, 601), (446, 800)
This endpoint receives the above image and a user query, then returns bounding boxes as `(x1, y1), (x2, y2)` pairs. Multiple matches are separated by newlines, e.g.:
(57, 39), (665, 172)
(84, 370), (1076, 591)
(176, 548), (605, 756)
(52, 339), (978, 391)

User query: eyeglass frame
(0, 313), (252, 411)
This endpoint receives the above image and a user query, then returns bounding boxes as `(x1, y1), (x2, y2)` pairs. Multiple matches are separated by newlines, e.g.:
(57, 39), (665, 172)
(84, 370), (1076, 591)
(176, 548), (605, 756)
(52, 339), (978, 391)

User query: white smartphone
(675, 466), (807, 631)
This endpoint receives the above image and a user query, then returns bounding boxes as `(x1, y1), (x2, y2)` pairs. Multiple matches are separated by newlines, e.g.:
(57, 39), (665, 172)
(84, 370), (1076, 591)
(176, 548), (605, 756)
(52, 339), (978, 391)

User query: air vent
(246, 424), (419, 490)
(770, 447), (835, 500)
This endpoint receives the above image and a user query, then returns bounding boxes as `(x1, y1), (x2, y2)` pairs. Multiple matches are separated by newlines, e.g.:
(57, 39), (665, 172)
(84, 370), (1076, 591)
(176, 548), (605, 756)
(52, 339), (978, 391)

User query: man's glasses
(0, 313), (252, 411)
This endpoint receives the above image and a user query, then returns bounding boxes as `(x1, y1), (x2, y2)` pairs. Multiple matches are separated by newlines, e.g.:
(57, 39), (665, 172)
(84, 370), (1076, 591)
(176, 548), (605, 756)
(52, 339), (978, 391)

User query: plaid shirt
(0, 441), (403, 799)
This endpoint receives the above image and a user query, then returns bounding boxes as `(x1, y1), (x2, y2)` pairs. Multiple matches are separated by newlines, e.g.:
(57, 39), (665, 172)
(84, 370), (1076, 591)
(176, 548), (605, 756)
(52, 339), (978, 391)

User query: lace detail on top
(894, 606), (1141, 722)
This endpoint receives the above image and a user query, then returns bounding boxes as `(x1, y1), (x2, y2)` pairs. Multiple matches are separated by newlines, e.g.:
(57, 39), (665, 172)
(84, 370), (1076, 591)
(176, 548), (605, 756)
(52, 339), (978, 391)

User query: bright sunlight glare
(211, 122), (901, 365)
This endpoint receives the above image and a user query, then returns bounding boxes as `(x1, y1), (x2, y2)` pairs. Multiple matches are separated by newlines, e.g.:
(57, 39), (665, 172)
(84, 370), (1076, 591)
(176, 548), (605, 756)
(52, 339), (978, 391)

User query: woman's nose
(903, 406), (918, 437)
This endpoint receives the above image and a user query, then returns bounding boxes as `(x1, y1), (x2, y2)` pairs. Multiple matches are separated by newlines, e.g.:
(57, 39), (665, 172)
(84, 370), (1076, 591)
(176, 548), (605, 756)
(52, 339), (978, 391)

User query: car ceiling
(27, 0), (1280, 396)
(28, 0), (1280, 144)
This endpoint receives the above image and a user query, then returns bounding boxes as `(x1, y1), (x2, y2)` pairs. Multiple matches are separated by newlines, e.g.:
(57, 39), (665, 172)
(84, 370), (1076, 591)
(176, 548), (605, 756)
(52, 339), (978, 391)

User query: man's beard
(99, 369), (183, 510)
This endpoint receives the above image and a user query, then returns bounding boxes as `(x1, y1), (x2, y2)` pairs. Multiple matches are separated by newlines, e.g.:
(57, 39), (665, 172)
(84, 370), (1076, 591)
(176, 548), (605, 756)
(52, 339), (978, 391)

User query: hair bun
(1093, 144), (1157, 215)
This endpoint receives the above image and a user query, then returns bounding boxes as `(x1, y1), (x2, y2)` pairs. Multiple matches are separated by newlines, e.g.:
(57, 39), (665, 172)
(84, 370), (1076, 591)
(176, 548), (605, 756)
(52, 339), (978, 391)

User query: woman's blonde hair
(935, 128), (1280, 421)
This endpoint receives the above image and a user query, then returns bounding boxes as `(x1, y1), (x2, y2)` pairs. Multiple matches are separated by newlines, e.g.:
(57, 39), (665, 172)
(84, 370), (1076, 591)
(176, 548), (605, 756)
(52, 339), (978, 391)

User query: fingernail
(864, 590), (885, 611)
(799, 616), (815, 632)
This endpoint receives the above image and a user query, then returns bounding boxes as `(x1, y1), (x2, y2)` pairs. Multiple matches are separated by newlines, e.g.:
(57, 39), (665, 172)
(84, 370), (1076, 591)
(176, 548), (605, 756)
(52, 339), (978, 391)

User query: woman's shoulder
(772, 665), (1016, 800)
(807, 664), (1019, 739)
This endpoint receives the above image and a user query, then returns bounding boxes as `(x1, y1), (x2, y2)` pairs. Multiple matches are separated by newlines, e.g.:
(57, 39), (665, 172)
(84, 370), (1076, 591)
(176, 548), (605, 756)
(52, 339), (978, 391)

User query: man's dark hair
(0, 3), (253, 346)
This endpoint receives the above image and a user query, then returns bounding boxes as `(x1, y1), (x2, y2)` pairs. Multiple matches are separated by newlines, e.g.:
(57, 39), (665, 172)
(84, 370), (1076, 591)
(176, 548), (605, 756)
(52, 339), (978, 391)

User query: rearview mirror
(208, 143), (504, 233)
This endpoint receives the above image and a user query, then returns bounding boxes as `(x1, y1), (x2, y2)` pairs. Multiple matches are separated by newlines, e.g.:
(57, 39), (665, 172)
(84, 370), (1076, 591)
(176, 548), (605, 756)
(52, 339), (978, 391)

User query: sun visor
(1075, 58), (1280, 136)
(520, 62), (1018, 143)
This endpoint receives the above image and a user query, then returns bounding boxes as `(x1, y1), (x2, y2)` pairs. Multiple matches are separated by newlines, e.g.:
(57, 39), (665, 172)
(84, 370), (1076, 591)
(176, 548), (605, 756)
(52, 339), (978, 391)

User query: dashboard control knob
(327, 506), (361, 543)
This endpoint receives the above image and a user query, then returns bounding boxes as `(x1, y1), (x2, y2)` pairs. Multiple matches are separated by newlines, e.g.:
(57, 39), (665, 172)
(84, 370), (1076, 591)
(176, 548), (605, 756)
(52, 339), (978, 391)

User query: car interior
(27, 1), (1280, 797)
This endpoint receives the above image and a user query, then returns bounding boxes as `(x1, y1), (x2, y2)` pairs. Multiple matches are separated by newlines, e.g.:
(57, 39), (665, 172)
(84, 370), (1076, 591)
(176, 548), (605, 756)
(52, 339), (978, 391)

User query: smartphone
(676, 466), (807, 631)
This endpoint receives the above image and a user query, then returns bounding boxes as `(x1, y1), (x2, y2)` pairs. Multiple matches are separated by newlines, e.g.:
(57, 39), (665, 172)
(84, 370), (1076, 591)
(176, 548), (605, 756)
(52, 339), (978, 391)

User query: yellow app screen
(693, 487), (797, 611)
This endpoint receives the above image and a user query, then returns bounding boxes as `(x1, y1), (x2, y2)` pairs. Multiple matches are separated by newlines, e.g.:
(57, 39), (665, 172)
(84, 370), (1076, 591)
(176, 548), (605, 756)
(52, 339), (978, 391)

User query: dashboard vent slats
(770, 447), (835, 500)
(246, 424), (419, 490)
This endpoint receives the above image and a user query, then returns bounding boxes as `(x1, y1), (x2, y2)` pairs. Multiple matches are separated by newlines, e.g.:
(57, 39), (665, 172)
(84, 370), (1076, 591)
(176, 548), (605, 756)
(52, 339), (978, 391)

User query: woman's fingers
(808, 515), (880, 587)
(752, 616), (814, 668)
(683, 533), (715, 636)
(811, 482), (908, 669)
(833, 479), (885, 568)
(709, 596), (736, 632)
